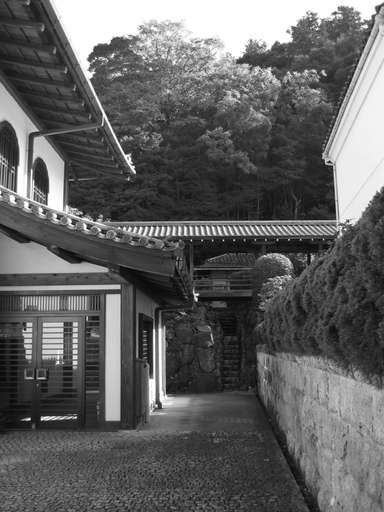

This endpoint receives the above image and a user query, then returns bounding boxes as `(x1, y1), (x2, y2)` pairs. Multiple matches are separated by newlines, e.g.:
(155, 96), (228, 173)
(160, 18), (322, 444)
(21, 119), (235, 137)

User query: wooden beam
(71, 156), (119, 169)
(55, 134), (104, 146)
(36, 108), (92, 122)
(65, 149), (114, 163)
(121, 283), (136, 429)
(7, 72), (76, 91)
(30, 102), (87, 116)
(20, 89), (81, 104)
(0, 272), (126, 286)
(59, 140), (107, 154)
(0, 224), (31, 243)
(47, 245), (84, 264)
(0, 17), (45, 32)
(0, 56), (68, 73)
(0, 37), (56, 54)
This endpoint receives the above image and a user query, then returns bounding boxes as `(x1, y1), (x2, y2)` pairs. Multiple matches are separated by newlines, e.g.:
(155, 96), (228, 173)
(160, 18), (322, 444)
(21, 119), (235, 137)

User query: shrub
(258, 188), (384, 380)
(259, 275), (293, 311)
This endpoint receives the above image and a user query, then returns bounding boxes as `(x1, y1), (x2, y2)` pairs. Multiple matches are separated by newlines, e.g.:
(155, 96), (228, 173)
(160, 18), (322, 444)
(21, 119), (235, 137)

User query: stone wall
(256, 348), (384, 512)
(166, 306), (222, 393)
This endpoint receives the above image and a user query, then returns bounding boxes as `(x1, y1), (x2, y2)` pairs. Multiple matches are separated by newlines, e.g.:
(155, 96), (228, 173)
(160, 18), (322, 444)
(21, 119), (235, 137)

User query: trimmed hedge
(258, 188), (384, 380)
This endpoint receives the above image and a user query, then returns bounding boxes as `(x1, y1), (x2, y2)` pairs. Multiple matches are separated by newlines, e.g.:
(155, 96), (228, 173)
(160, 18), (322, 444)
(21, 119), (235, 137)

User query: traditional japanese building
(323, 4), (384, 224)
(0, 0), (192, 430)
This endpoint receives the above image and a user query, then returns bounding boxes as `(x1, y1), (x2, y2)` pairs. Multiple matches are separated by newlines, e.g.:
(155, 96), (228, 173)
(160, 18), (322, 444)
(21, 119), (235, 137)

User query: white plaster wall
(136, 289), (159, 409)
(0, 80), (65, 209)
(0, 232), (107, 273)
(105, 293), (121, 422)
(327, 33), (384, 223)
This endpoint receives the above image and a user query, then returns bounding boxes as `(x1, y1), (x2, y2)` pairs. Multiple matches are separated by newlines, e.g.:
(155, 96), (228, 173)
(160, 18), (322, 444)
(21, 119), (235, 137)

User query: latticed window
(0, 122), (19, 191)
(32, 158), (49, 204)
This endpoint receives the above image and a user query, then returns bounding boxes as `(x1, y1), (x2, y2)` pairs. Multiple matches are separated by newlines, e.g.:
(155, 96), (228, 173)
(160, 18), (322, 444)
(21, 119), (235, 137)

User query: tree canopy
(69, 8), (370, 221)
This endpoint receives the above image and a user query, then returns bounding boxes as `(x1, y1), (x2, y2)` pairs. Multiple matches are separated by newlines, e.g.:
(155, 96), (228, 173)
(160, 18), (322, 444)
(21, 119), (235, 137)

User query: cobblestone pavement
(0, 392), (309, 511)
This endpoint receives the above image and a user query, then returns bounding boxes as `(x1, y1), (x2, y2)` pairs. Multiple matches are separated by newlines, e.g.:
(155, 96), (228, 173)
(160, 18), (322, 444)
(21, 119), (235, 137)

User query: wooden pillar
(189, 243), (194, 282)
(120, 283), (136, 429)
(307, 252), (311, 265)
(154, 308), (161, 408)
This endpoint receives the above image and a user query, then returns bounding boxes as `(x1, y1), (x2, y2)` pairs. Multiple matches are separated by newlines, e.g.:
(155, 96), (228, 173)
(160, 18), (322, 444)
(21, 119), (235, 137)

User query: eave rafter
(0, 55), (68, 74)
(58, 140), (107, 154)
(0, 17), (45, 32)
(19, 89), (81, 104)
(65, 149), (115, 163)
(7, 71), (76, 90)
(30, 103), (90, 118)
(0, 37), (57, 54)
(36, 108), (92, 122)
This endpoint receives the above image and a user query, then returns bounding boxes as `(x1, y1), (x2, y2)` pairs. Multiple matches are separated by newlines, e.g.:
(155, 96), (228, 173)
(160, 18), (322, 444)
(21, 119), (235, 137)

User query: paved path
(0, 392), (309, 511)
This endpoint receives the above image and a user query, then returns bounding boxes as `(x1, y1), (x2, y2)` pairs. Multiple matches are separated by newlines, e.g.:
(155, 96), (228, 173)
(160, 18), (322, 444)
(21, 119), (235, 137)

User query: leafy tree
(70, 8), (368, 222)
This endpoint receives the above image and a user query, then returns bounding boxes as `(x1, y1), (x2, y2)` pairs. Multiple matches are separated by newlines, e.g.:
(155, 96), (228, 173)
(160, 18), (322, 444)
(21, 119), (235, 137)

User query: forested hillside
(69, 7), (369, 221)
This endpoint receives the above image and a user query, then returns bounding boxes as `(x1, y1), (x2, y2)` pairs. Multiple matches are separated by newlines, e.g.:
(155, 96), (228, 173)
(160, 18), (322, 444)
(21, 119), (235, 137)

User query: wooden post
(120, 283), (136, 429)
(189, 243), (194, 282)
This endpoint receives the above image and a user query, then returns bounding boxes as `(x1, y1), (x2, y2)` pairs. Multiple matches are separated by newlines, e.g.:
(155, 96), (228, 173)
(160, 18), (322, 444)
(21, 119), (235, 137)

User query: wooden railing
(194, 276), (253, 297)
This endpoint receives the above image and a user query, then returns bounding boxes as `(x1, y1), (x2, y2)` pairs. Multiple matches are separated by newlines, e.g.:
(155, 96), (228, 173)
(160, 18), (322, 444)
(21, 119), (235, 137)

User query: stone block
(372, 389), (384, 444)
(327, 373), (341, 414)
(351, 385), (373, 434)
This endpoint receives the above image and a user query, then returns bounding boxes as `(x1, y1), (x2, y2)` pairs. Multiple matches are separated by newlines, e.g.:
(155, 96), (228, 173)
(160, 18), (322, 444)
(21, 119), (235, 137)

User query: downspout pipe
(27, 119), (105, 197)
(324, 157), (340, 229)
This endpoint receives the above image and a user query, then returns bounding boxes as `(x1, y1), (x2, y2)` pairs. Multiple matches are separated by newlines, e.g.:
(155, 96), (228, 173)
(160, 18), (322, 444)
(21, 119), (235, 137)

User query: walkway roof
(0, 0), (134, 180)
(110, 220), (337, 242)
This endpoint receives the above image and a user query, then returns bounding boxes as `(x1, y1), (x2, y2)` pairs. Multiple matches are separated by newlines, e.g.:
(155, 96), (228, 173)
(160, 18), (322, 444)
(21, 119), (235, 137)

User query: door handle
(24, 367), (35, 380)
(36, 368), (49, 381)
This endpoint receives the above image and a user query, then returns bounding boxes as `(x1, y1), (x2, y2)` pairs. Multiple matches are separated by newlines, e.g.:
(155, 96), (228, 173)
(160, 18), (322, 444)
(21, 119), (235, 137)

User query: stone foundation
(256, 348), (384, 512)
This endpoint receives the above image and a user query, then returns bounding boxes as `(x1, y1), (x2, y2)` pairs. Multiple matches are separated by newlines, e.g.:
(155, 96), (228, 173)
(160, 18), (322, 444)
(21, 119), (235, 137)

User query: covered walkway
(0, 392), (309, 511)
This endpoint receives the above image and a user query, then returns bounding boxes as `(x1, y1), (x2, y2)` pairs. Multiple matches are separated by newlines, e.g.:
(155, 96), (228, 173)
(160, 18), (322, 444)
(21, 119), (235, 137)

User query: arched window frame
(32, 157), (49, 205)
(0, 121), (19, 192)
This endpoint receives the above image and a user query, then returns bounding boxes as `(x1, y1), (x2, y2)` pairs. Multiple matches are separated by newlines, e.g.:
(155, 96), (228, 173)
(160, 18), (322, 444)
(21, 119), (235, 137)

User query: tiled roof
(199, 253), (258, 268)
(0, 186), (193, 302)
(112, 220), (337, 241)
(0, 187), (182, 252)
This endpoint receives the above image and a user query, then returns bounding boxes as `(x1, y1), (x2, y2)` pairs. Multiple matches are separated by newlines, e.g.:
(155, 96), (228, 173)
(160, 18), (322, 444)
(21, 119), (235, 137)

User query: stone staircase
(218, 310), (241, 390)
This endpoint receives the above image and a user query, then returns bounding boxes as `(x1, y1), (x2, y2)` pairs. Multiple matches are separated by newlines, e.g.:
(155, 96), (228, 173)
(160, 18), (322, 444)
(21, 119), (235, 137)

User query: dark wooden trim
(20, 90), (79, 103)
(8, 72), (76, 90)
(59, 140), (106, 154)
(0, 56), (67, 73)
(0, 272), (125, 286)
(0, 289), (119, 296)
(120, 283), (136, 429)
(65, 150), (115, 163)
(0, 225), (31, 243)
(33, 105), (90, 120)
(47, 245), (84, 264)
(0, 17), (45, 32)
(154, 308), (161, 407)
(0, 37), (56, 54)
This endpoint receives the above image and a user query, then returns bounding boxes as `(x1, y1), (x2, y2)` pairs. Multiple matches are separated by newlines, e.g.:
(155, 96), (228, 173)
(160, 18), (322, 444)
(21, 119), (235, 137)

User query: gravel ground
(0, 393), (309, 512)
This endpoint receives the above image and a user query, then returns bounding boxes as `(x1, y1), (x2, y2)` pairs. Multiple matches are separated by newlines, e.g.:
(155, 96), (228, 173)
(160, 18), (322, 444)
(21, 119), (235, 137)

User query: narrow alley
(0, 392), (309, 511)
